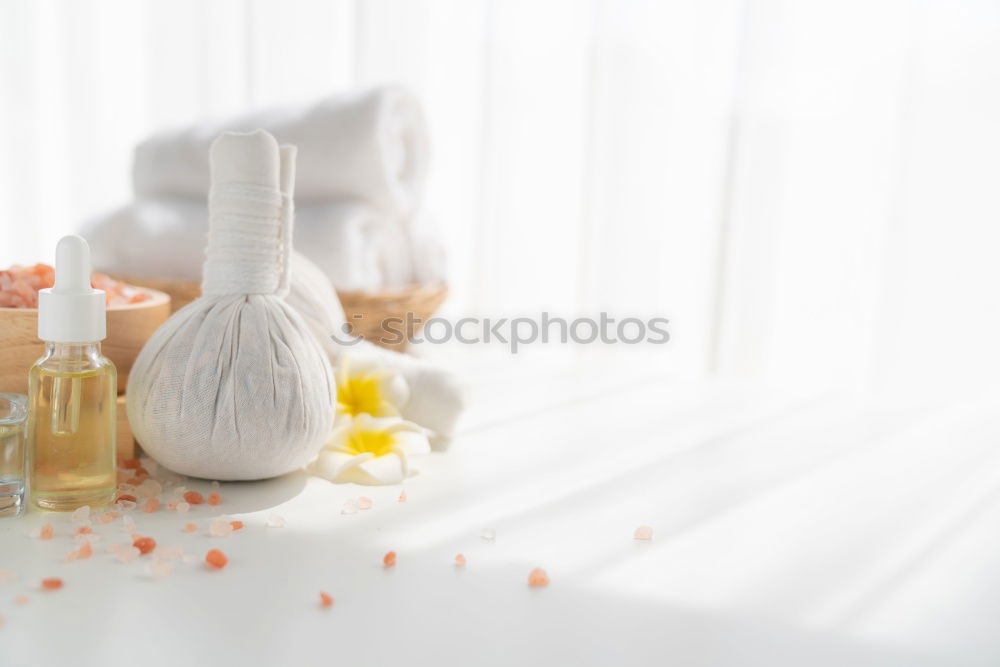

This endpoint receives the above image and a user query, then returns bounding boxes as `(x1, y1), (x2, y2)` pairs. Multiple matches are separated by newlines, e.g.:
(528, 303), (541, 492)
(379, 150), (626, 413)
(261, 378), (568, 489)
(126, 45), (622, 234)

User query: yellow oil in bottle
(27, 343), (116, 511)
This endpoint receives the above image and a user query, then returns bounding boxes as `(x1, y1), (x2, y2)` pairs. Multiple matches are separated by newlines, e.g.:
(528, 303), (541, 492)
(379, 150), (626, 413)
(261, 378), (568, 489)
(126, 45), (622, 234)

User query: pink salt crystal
(341, 499), (358, 515)
(71, 506), (91, 523)
(454, 554), (467, 567)
(167, 502), (177, 511)
(142, 498), (159, 513)
(265, 515), (285, 528)
(528, 568), (550, 588)
(35, 524), (54, 540)
(98, 512), (119, 524)
(398, 490), (407, 502)
(74, 533), (100, 545)
(145, 560), (174, 579)
(358, 496), (373, 510)
(157, 545), (184, 560)
(211, 480), (220, 489)
(209, 519), (233, 537)
(135, 479), (162, 499)
(633, 525), (654, 541)
(182, 523), (197, 533)
(122, 516), (137, 533)
(14, 595), (29, 605)
(175, 501), (191, 513)
(115, 500), (137, 511)
(116, 546), (141, 563)
(64, 551), (78, 563)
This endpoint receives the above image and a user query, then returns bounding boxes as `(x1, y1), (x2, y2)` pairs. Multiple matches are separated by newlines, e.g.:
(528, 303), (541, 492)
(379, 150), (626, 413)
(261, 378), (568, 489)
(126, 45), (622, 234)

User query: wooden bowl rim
(0, 286), (171, 313)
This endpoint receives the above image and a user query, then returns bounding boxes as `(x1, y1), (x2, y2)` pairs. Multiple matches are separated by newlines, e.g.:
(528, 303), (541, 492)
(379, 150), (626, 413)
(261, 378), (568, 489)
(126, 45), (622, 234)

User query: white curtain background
(1, 0), (999, 397)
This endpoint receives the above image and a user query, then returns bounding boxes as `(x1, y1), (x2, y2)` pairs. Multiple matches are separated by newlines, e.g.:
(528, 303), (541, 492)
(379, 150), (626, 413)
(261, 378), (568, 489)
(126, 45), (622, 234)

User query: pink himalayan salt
(209, 519), (233, 537)
(182, 523), (198, 533)
(71, 506), (91, 523)
(341, 499), (358, 515)
(175, 502), (191, 513)
(265, 515), (285, 528)
(0, 263), (147, 308)
(32, 524), (54, 540)
(633, 525), (654, 541)
(142, 498), (159, 513)
(116, 546), (141, 563)
(135, 479), (162, 499)
(398, 490), (407, 502)
(98, 512), (119, 524)
(319, 592), (334, 608)
(40, 578), (63, 591)
(528, 568), (550, 588)
(145, 561), (173, 579)
(206, 492), (221, 506)
(115, 500), (137, 511)
(122, 515), (137, 534)
(358, 497), (373, 510)
(454, 554), (467, 567)
(383, 551), (397, 567)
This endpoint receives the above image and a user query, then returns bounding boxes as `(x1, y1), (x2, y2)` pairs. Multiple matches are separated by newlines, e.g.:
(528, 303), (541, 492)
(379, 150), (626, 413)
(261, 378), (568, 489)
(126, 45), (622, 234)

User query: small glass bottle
(27, 235), (116, 511)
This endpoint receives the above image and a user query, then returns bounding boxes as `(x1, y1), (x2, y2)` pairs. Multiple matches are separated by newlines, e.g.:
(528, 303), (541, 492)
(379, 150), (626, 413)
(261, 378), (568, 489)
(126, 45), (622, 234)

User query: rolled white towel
(83, 198), (385, 290)
(288, 251), (465, 448)
(132, 86), (430, 217)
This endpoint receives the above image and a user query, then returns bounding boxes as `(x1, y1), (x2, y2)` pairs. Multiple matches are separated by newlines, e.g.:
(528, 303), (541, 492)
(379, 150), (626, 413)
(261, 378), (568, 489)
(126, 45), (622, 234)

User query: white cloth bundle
(133, 87), (429, 217)
(288, 252), (465, 448)
(127, 131), (335, 480)
(87, 198), (386, 289)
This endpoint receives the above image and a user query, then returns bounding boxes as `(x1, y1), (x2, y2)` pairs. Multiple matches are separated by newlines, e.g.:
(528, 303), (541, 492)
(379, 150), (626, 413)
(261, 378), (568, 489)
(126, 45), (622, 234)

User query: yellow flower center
(345, 427), (396, 458)
(337, 373), (387, 417)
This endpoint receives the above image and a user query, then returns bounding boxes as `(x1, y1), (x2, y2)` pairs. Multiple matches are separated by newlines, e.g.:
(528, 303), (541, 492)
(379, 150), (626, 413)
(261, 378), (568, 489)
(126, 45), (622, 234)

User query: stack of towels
(85, 86), (446, 290)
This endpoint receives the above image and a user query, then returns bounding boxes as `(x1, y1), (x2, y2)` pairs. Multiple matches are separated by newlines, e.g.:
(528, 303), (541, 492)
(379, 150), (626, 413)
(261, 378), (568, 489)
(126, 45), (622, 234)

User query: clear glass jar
(0, 393), (28, 518)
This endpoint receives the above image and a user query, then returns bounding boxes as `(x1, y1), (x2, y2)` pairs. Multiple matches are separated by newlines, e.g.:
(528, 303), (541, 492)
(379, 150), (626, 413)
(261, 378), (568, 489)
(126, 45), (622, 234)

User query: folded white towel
(133, 86), (430, 217)
(84, 198), (386, 290)
(289, 251), (465, 447)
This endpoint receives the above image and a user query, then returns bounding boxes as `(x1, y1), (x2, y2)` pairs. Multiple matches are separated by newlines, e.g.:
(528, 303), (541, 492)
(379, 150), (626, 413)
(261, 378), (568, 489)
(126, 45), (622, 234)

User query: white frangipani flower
(312, 414), (430, 485)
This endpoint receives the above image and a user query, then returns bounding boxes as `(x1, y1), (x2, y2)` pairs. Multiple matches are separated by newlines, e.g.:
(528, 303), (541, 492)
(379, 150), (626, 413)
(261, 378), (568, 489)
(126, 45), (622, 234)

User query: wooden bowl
(0, 287), (171, 394)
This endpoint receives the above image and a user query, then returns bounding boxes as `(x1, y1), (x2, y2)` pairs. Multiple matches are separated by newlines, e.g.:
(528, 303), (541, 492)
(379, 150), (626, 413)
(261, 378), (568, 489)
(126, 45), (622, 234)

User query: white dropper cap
(37, 235), (106, 343)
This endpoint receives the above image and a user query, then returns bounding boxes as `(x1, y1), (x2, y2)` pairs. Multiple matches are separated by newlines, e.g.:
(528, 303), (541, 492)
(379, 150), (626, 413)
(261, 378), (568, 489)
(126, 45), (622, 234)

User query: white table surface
(1, 348), (999, 666)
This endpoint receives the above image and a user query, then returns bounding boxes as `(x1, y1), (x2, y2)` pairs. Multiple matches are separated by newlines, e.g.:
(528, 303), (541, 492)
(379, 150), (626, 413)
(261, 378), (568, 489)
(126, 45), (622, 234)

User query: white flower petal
(391, 429), (431, 456)
(312, 450), (372, 482)
(357, 453), (407, 485)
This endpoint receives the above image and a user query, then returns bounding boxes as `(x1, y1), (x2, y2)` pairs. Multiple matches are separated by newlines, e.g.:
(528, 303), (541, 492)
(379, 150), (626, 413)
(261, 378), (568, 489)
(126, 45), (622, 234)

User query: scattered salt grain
(341, 499), (358, 515)
(98, 512), (118, 524)
(182, 523), (198, 533)
(210, 480), (220, 489)
(157, 545), (184, 560)
(207, 492), (221, 506)
(319, 592), (334, 608)
(358, 496), (373, 510)
(383, 551), (397, 568)
(132, 536), (156, 555)
(454, 554), (467, 567)
(135, 479), (162, 499)
(40, 578), (63, 591)
(265, 515), (285, 528)
(71, 506), (90, 523)
(116, 546), (141, 563)
(142, 498), (159, 513)
(183, 491), (204, 505)
(0, 569), (15, 585)
(480, 528), (496, 542)
(205, 549), (228, 569)
(528, 568), (550, 588)
(115, 499), (137, 511)
(633, 525), (654, 541)
(145, 561), (174, 579)
(175, 502), (191, 513)
(122, 515), (137, 534)
(74, 525), (93, 536)
(398, 490), (407, 502)
(13, 595), (28, 605)
(31, 524), (54, 540)
(209, 519), (233, 537)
